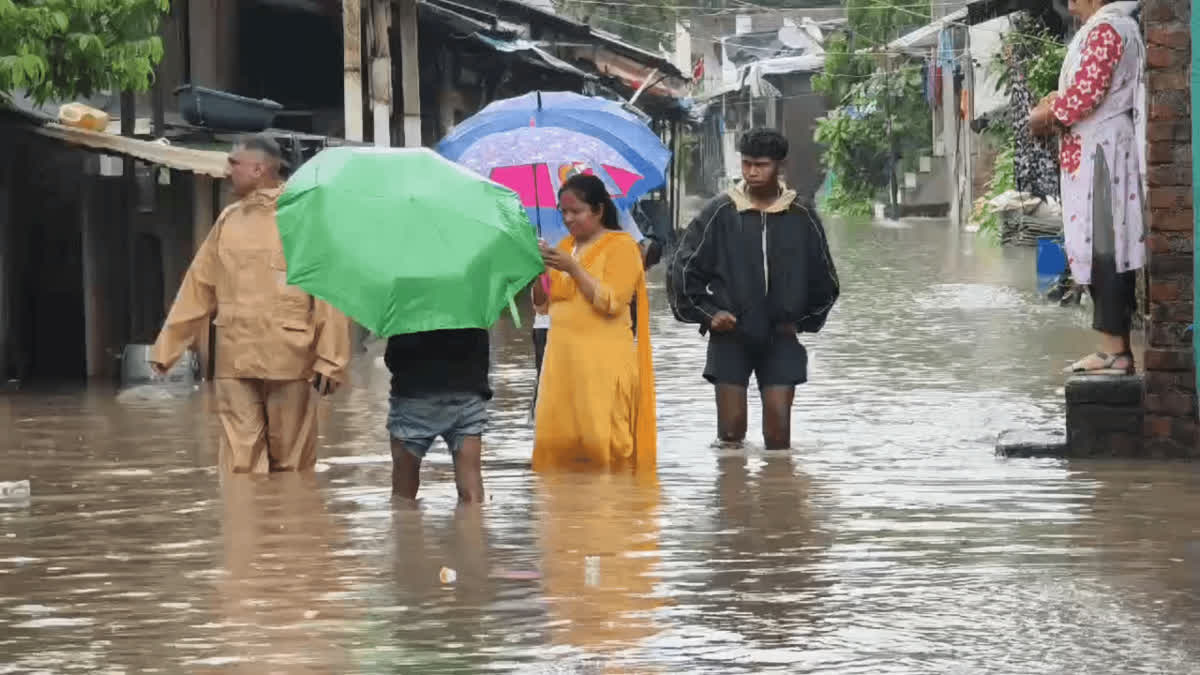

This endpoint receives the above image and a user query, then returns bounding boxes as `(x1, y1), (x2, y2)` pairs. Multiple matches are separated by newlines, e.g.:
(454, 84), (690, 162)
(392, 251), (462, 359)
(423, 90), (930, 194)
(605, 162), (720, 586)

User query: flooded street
(4, 216), (1200, 673)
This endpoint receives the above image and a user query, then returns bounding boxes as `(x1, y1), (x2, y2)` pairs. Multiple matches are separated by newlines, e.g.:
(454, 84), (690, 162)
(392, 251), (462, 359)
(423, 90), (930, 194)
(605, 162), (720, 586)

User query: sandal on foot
(1063, 351), (1134, 376)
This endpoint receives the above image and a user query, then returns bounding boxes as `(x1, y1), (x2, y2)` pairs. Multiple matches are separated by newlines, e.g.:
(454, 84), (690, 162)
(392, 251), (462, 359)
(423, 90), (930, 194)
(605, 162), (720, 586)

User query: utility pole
(343, 0), (364, 142)
(397, 0), (422, 147)
(370, 0), (393, 147)
(883, 15), (899, 218)
(937, 6), (959, 224)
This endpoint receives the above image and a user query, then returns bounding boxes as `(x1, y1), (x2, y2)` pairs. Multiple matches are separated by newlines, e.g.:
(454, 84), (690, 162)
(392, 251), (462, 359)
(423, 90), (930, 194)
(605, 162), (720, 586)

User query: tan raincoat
(151, 186), (351, 473)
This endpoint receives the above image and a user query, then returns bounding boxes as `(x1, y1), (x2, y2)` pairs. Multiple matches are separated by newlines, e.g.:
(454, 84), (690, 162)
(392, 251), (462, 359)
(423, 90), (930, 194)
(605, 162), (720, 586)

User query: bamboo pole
(370, 0), (392, 147)
(343, 0), (364, 142)
(397, 0), (422, 147)
(192, 175), (215, 378)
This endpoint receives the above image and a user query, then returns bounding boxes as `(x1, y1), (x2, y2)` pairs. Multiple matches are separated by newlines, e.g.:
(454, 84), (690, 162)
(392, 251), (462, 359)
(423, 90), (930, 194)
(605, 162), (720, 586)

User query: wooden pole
(397, 0), (422, 147)
(191, 175), (215, 379)
(152, 79), (166, 138)
(343, 0), (364, 142)
(80, 158), (107, 379)
(370, 0), (393, 147)
(120, 91), (138, 352)
(964, 31), (975, 223)
(941, 36), (958, 225)
(0, 149), (11, 380)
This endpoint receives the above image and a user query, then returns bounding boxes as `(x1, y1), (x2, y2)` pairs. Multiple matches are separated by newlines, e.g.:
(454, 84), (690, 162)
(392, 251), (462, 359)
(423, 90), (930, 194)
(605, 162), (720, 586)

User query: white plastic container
(58, 103), (110, 132)
(0, 480), (31, 502)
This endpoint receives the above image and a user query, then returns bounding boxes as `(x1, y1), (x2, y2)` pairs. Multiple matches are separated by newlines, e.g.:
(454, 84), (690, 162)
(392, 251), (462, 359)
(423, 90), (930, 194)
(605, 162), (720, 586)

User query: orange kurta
(532, 232), (656, 471)
(537, 471), (663, 659)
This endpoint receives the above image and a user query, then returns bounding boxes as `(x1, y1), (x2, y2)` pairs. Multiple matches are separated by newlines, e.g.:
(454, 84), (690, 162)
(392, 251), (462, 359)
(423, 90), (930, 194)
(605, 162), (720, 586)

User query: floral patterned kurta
(1053, 5), (1147, 285)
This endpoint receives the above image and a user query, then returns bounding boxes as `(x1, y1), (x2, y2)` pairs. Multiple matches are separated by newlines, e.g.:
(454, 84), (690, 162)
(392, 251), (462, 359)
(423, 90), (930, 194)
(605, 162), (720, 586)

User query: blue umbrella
(437, 91), (671, 246)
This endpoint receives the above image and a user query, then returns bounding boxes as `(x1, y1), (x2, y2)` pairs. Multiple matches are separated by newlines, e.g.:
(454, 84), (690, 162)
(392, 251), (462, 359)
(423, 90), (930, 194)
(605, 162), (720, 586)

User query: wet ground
(3, 217), (1200, 674)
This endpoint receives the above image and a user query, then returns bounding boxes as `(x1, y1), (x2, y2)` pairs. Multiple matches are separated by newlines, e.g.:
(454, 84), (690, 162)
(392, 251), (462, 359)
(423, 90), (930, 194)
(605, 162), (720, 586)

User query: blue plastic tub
(1036, 236), (1068, 293)
(1037, 236), (1067, 276)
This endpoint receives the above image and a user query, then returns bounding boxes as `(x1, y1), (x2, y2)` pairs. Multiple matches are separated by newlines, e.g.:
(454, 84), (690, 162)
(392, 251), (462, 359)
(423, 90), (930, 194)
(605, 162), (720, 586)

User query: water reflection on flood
(3, 217), (1200, 673)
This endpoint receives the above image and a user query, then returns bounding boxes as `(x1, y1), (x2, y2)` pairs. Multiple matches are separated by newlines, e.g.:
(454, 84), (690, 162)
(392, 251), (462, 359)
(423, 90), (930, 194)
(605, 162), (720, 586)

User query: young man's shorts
(386, 393), (488, 459)
(703, 333), (808, 389)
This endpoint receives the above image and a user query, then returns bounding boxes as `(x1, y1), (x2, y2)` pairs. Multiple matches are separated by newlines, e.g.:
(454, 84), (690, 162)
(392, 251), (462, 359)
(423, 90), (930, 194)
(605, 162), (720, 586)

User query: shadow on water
(2, 216), (1200, 673)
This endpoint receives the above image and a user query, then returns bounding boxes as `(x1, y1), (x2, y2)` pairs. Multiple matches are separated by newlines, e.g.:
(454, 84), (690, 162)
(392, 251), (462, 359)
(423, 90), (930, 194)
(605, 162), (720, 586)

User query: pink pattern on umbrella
(603, 165), (644, 198)
(491, 165), (556, 208)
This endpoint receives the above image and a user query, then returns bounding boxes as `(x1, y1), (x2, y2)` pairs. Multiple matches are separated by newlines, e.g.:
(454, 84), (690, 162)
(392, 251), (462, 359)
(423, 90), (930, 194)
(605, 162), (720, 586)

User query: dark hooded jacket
(668, 182), (839, 346)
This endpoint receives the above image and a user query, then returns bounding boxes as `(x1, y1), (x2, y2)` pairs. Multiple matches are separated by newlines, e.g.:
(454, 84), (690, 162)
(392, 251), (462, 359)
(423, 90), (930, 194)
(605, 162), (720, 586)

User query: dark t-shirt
(384, 329), (492, 400)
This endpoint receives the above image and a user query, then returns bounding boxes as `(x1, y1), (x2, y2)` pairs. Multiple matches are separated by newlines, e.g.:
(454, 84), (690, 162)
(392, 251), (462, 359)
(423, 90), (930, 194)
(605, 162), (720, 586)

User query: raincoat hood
(727, 180), (798, 214)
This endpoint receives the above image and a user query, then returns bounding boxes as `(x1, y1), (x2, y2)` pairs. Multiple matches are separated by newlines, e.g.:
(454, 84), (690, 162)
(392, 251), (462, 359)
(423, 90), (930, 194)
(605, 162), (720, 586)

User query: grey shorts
(386, 393), (488, 459)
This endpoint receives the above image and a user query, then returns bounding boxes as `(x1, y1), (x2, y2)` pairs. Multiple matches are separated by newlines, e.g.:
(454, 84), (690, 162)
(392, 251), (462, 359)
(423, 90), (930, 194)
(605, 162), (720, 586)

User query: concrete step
(995, 429), (1068, 458)
(1065, 374), (1144, 457)
(997, 375), (1146, 459)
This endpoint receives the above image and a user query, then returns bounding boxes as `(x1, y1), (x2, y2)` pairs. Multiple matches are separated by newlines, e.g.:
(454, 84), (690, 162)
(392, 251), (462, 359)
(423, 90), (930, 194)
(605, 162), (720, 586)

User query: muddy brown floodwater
(3, 217), (1200, 674)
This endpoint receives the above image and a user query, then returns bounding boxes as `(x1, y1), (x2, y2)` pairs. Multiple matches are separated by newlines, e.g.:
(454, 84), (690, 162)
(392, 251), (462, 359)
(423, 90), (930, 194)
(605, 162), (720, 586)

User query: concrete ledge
(1065, 374), (1144, 405)
(995, 429), (1068, 458)
(998, 375), (1148, 459)
(1066, 374), (1144, 457)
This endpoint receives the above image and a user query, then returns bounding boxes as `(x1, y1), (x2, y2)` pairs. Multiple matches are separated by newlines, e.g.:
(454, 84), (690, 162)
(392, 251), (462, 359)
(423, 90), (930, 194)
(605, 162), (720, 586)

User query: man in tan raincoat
(151, 135), (351, 473)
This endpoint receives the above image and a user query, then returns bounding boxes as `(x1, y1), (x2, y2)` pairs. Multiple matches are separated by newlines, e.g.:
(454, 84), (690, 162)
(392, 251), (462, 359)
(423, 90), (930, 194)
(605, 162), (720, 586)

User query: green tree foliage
(0, 0), (170, 104)
(812, 0), (932, 214)
(991, 15), (1065, 102)
(814, 63), (930, 212)
(813, 0), (928, 100)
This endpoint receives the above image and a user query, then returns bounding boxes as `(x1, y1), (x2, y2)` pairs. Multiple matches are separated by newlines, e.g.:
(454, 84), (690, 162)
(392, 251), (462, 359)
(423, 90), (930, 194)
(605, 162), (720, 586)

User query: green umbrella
(276, 147), (544, 336)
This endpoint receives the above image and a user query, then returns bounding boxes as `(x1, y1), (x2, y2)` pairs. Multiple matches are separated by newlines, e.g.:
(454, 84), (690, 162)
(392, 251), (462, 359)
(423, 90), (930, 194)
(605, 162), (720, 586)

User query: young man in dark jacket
(668, 129), (839, 449)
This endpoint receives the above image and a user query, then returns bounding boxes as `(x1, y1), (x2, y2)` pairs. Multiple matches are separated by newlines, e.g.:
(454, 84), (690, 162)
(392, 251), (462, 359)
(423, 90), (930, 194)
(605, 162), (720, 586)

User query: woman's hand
(1029, 94), (1059, 137)
(539, 241), (577, 274)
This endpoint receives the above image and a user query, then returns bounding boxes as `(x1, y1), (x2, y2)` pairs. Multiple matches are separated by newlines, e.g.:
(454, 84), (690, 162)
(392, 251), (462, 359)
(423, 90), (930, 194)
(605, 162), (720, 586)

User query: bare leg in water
(761, 386), (796, 450)
(453, 436), (485, 504)
(716, 384), (748, 445)
(391, 440), (422, 501)
(392, 437), (484, 504)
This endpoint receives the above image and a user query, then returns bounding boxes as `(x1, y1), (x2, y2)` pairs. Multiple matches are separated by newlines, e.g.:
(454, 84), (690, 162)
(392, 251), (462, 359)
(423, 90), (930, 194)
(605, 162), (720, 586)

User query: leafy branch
(0, 0), (170, 104)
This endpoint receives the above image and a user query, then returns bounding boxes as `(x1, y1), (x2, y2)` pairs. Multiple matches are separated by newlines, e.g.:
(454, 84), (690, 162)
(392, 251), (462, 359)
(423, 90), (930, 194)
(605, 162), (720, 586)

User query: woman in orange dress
(531, 174), (656, 471)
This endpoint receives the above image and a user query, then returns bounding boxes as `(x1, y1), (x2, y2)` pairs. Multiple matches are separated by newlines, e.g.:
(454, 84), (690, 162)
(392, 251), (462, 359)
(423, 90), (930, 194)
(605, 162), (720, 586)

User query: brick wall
(1142, 0), (1197, 456)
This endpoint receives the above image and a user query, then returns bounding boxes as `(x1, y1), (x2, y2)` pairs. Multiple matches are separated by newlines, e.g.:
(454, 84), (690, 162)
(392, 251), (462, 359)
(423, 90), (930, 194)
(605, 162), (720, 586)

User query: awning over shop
(473, 34), (594, 79)
(422, 0), (596, 80)
(31, 122), (229, 177)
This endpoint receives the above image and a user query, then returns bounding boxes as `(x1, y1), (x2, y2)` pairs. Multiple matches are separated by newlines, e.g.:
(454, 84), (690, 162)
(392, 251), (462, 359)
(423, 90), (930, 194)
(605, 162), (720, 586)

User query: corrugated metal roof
(886, 8), (968, 54)
(32, 123), (229, 177)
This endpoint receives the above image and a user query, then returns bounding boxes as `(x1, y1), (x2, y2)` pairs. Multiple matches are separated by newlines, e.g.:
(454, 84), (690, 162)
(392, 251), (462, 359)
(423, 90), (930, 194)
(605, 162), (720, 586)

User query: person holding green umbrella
(383, 328), (490, 503)
(275, 147), (544, 502)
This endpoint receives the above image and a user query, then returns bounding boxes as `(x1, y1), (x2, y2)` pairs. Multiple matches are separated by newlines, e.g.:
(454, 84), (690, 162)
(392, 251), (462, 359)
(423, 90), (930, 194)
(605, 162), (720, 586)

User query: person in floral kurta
(1031, 0), (1146, 375)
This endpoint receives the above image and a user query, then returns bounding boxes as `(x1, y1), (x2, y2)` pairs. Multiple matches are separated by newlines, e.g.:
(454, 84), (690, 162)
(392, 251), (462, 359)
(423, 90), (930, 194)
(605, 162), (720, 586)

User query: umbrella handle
(508, 296), (522, 328)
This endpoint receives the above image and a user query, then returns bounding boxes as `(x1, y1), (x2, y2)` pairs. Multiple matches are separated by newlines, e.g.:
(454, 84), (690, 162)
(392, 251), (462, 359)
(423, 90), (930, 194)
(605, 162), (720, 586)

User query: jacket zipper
(761, 212), (769, 294)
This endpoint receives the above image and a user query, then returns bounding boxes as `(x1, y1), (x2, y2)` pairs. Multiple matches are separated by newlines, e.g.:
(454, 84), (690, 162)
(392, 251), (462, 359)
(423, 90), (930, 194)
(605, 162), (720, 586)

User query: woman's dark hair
(738, 128), (789, 160)
(558, 174), (620, 230)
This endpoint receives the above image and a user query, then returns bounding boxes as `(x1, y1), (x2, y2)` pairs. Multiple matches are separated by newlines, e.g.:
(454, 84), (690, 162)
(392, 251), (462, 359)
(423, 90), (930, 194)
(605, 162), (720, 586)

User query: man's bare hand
(709, 311), (737, 333)
(312, 373), (340, 397)
(150, 361), (168, 377)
